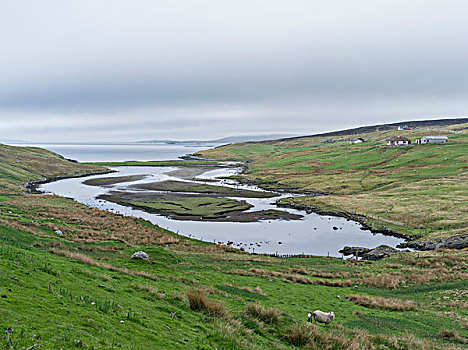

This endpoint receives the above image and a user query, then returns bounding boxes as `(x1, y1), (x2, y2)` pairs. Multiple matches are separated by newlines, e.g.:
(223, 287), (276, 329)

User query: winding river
(35, 143), (405, 257)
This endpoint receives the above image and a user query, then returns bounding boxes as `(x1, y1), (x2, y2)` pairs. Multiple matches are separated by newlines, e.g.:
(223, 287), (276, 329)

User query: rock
(55, 230), (63, 236)
(339, 245), (398, 260)
(333, 226), (338, 230)
(361, 245), (399, 261)
(131, 251), (149, 260)
(339, 246), (371, 256)
(398, 235), (468, 251)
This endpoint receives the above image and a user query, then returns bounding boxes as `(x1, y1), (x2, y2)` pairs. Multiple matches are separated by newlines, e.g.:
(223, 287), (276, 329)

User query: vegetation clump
(346, 294), (416, 311)
(244, 303), (281, 324)
(186, 288), (228, 318)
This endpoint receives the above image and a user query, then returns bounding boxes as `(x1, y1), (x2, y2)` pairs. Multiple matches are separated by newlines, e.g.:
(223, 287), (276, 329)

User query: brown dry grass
(3, 194), (179, 247)
(439, 329), (468, 344)
(49, 248), (158, 281)
(226, 267), (354, 287)
(283, 323), (351, 349)
(224, 283), (266, 296)
(283, 323), (316, 346)
(78, 245), (123, 252)
(171, 243), (276, 262)
(291, 267), (308, 275)
(284, 274), (314, 284)
(357, 272), (403, 289)
(186, 288), (228, 318)
(315, 279), (352, 287)
(347, 294), (416, 311)
(244, 303), (280, 324)
(290, 267), (351, 278)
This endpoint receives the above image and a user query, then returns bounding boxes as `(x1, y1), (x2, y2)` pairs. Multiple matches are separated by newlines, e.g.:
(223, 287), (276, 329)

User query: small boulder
(55, 230), (63, 236)
(361, 245), (399, 260)
(339, 246), (370, 256)
(131, 251), (149, 261)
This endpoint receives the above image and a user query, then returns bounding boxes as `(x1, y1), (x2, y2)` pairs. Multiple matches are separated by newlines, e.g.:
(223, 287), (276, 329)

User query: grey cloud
(1, 1), (468, 141)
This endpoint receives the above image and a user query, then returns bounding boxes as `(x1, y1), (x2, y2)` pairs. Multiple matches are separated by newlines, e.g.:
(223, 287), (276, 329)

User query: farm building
(349, 137), (365, 144)
(386, 136), (410, 146)
(414, 136), (448, 144)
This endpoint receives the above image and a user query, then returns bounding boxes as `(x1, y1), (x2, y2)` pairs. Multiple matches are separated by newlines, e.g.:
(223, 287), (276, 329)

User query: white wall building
(386, 136), (410, 146)
(415, 136), (449, 144)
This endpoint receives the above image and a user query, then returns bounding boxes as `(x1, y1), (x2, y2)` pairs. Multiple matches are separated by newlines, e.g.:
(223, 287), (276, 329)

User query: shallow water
(39, 165), (405, 257)
(10, 143), (216, 162)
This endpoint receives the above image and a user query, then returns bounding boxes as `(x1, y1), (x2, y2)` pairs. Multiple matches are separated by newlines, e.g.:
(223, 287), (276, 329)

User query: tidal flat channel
(39, 164), (404, 256)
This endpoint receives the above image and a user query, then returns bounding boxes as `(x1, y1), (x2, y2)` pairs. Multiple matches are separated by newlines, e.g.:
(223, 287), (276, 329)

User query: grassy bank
(0, 144), (108, 192)
(0, 143), (467, 349)
(198, 122), (468, 240)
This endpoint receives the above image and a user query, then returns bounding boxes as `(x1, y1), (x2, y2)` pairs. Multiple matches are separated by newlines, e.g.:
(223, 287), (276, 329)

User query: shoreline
(276, 200), (414, 241)
(25, 169), (115, 193)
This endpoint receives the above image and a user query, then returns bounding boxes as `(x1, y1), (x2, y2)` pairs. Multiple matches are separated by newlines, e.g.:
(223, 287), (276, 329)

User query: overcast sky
(1, 1), (468, 142)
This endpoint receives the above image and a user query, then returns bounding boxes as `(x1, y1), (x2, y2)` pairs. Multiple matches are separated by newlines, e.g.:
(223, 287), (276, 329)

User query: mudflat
(83, 174), (147, 186)
(131, 180), (276, 198)
(100, 191), (302, 222)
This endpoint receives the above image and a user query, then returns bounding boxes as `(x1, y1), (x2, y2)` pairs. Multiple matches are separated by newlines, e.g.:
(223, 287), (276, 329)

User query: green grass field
(0, 138), (467, 349)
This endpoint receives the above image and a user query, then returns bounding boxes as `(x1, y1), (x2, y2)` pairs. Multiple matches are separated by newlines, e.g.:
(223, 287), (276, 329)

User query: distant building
(324, 138), (334, 143)
(349, 137), (365, 144)
(397, 125), (411, 131)
(386, 136), (410, 146)
(414, 136), (449, 144)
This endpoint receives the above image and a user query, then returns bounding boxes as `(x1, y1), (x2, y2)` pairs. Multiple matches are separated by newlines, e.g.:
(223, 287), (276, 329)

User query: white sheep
(307, 310), (335, 324)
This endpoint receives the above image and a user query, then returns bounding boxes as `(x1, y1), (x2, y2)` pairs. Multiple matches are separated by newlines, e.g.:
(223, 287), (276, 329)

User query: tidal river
(31, 143), (404, 257)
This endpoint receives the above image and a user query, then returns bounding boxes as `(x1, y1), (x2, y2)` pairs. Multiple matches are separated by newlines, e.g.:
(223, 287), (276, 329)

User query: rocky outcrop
(339, 245), (399, 260)
(362, 245), (399, 260)
(398, 235), (468, 251)
(339, 246), (370, 256)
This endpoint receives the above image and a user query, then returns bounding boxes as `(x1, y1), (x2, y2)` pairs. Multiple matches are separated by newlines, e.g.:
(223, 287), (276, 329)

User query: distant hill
(139, 134), (298, 144)
(262, 117), (468, 143)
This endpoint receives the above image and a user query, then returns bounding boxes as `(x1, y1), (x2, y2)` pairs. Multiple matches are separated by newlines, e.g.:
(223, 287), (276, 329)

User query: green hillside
(0, 144), (108, 192)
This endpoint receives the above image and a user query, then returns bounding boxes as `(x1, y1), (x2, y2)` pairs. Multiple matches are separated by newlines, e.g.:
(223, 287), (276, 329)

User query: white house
(415, 136), (449, 144)
(386, 136), (410, 146)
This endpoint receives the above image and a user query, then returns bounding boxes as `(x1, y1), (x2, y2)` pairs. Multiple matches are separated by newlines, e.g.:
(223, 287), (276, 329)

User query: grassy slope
(0, 144), (108, 192)
(0, 144), (467, 349)
(198, 123), (468, 240)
